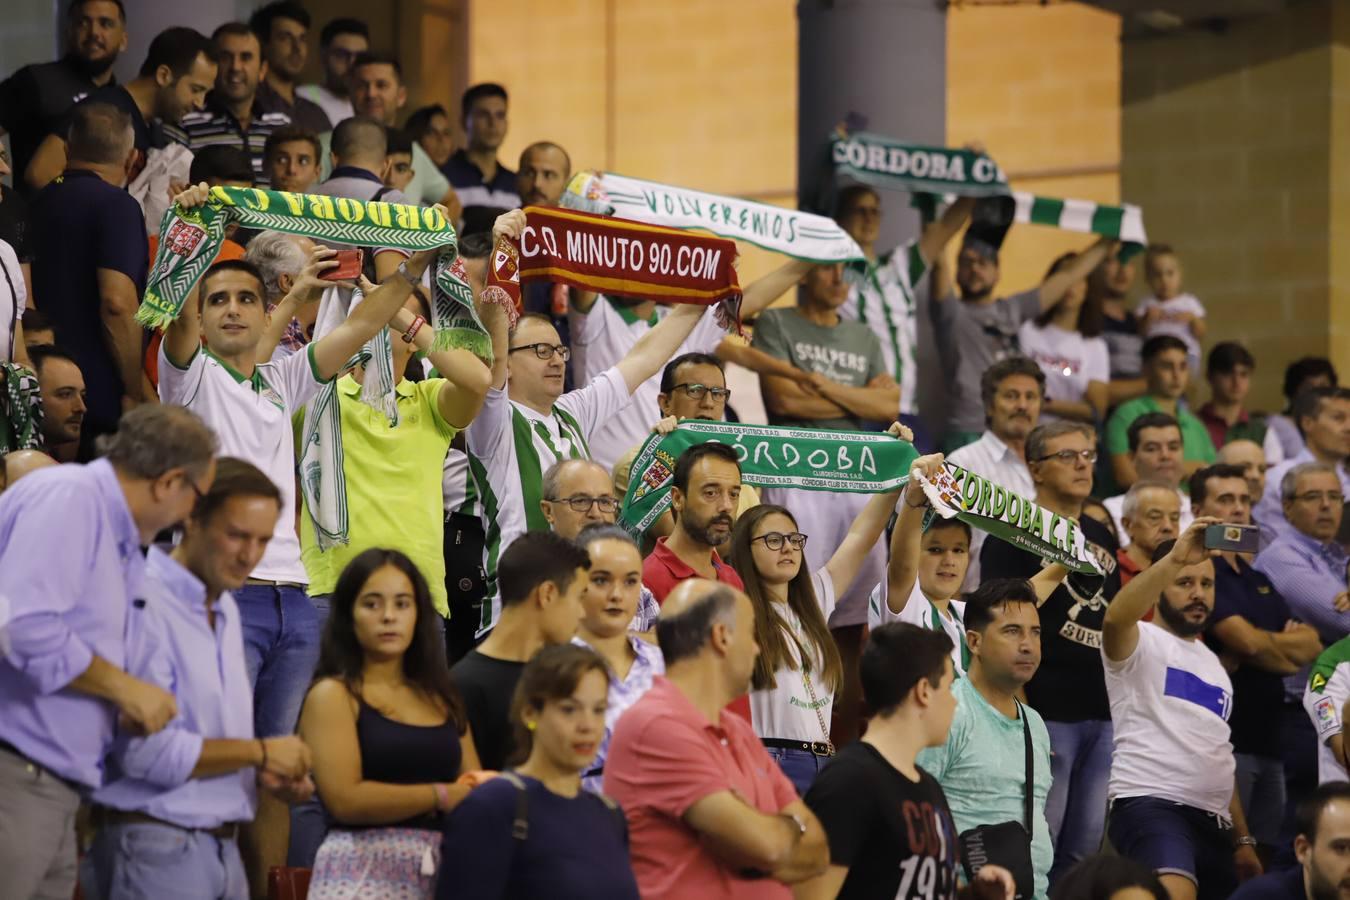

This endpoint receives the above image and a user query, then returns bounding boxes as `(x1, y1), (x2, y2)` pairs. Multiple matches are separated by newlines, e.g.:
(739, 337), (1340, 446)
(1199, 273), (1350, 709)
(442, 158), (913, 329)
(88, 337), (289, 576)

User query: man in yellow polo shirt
(298, 290), (501, 619)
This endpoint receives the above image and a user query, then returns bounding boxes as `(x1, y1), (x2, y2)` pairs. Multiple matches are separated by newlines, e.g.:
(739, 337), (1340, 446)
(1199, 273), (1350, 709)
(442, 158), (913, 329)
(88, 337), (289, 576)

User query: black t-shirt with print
(805, 742), (960, 900)
(980, 515), (1121, 722)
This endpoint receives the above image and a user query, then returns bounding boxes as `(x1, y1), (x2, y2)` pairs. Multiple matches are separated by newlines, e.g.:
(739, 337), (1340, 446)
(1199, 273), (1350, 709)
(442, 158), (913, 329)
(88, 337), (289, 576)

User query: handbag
(267, 865), (312, 900)
(957, 700), (1036, 899)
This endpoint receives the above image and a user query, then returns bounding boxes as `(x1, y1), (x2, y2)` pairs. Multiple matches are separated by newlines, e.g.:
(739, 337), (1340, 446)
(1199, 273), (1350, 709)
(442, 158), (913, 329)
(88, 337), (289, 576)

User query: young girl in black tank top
(301, 549), (487, 899)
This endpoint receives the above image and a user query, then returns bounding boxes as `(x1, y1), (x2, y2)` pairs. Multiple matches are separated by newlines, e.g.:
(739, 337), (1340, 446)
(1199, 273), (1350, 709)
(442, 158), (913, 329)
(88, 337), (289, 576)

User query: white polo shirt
(159, 343), (325, 584)
(465, 368), (631, 634)
(568, 296), (723, 471)
(1304, 637), (1350, 785)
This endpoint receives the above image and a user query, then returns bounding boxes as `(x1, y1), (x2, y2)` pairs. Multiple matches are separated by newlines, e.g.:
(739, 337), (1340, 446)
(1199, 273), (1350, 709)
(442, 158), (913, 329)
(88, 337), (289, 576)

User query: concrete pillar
(797, 0), (947, 431)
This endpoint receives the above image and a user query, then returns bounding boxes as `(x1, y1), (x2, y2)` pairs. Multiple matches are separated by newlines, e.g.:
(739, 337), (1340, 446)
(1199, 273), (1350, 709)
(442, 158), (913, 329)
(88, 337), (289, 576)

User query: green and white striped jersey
(840, 241), (928, 416)
(1305, 635), (1350, 784)
(464, 368), (631, 635)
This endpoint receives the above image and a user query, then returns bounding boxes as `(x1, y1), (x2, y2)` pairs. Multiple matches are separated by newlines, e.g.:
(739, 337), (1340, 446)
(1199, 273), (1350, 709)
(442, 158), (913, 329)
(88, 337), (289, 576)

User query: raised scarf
(138, 186), (487, 358)
(619, 422), (1102, 574)
(914, 463), (1102, 575)
(561, 172), (864, 262)
(830, 131), (1010, 197)
(1013, 192), (1148, 259)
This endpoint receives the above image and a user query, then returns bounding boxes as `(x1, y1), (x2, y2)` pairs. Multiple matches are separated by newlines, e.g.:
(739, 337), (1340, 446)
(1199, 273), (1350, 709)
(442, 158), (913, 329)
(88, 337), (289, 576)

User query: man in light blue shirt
(917, 577), (1054, 900)
(1253, 387), (1350, 548)
(0, 405), (217, 900)
(1254, 462), (1350, 646)
(87, 458), (314, 900)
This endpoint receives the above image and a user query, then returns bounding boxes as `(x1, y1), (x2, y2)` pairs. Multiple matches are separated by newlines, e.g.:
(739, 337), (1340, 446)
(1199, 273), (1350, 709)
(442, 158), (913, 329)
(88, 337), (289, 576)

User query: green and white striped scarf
(1013, 192), (1148, 259)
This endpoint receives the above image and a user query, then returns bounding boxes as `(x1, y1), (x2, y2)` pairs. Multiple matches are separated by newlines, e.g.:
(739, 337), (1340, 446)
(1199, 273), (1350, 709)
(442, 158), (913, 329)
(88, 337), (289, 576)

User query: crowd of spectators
(3, 3), (1350, 900)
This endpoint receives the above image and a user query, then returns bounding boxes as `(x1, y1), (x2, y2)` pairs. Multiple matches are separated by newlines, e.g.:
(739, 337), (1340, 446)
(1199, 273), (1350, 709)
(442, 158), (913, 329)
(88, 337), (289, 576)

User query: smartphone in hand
(323, 248), (363, 281)
(1204, 523), (1260, 554)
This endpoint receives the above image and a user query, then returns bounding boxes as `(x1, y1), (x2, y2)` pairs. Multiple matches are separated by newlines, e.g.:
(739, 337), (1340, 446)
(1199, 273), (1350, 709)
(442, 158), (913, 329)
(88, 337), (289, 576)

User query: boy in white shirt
(1137, 244), (1206, 373)
(1101, 519), (1262, 900)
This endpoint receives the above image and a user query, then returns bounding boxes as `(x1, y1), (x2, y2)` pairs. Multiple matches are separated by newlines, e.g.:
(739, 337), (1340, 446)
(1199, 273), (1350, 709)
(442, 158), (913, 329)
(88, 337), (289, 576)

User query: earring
(525, 720), (537, 732)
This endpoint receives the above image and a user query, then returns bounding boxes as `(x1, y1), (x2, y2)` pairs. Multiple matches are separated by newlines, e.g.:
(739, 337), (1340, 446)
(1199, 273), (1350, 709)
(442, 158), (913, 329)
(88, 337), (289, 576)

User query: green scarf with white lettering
(620, 422), (1103, 575)
(138, 186), (487, 358)
(830, 131), (1010, 197)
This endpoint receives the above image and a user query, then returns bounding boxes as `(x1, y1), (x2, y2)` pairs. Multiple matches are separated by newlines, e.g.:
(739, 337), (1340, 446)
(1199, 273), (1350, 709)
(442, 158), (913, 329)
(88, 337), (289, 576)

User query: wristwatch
(1235, 835), (1258, 848)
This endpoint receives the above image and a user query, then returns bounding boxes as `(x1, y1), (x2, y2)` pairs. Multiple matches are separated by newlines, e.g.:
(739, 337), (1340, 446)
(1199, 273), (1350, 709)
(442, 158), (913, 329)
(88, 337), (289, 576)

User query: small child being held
(1137, 243), (1205, 372)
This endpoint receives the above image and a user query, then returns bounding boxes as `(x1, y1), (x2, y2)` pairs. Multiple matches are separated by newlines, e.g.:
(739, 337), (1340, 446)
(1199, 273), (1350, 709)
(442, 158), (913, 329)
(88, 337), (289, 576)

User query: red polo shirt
(603, 677), (797, 900)
(643, 537), (746, 605)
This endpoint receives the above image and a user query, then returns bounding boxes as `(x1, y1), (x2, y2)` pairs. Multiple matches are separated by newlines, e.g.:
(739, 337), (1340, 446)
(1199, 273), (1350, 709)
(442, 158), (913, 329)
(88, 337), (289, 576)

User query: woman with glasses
(438, 644), (640, 899)
(301, 549), (483, 900)
(570, 524), (663, 793)
(727, 487), (903, 794)
(1018, 250), (1112, 425)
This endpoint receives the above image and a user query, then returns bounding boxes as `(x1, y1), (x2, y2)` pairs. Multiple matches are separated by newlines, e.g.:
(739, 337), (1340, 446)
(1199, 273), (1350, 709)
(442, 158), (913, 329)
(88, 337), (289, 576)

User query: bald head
(657, 580), (742, 663)
(331, 115), (388, 170)
(3, 450), (57, 489)
(541, 458), (618, 538)
(1218, 439), (1267, 500)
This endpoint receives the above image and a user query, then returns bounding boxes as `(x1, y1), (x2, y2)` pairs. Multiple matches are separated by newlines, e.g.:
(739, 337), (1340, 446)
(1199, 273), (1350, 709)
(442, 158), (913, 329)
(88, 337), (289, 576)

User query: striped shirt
(841, 241), (927, 415)
(465, 368), (632, 634)
(164, 93), (291, 184)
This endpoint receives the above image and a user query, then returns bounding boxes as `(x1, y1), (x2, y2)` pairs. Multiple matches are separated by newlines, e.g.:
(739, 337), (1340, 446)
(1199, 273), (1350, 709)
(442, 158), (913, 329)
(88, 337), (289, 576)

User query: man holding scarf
(933, 234), (1113, 452)
(834, 187), (974, 451)
(157, 182), (449, 877)
(466, 210), (710, 637)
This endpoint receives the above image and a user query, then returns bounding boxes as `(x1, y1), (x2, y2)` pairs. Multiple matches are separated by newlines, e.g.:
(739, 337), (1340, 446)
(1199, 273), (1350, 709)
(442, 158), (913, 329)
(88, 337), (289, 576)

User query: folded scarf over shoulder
(620, 421), (1102, 575)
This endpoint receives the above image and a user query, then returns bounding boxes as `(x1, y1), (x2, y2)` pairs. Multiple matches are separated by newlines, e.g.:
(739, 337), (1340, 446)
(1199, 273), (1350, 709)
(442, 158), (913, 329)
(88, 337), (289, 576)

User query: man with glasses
(611, 352), (763, 542)
(980, 420), (1122, 884)
(570, 258), (813, 470)
(541, 458), (659, 632)
(0, 404), (216, 899)
(1255, 463), (1350, 647)
(467, 213), (710, 636)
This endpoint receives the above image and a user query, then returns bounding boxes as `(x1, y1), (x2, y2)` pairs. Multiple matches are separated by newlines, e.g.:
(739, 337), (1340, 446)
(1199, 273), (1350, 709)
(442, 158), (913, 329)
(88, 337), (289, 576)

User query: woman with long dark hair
(1019, 250), (1111, 424)
(728, 489), (900, 794)
(571, 524), (663, 794)
(301, 549), (482, 899)
(437, 644), (639, 899)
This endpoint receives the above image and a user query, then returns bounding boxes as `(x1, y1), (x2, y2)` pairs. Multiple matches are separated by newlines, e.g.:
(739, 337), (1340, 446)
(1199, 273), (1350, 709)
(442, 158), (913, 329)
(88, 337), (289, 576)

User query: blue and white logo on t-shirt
(1164, 667), (1232, 720)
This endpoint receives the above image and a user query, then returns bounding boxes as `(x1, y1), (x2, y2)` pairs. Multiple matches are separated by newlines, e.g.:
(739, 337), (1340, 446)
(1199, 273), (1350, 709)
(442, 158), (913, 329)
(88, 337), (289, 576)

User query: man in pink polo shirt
(604, 579), (828, 899)
(642, 442), (747, 603)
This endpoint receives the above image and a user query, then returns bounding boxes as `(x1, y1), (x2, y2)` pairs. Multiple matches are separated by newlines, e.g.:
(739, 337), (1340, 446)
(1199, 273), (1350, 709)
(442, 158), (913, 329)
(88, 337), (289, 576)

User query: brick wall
(1122, 2), (1338, 410)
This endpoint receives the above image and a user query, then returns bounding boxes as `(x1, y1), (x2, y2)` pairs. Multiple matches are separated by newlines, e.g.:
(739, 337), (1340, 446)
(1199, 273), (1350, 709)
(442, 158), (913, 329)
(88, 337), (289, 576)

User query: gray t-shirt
(751, 307), (886, 431)
(313, 172), (410, 259)
(931, 288), (1041, 433)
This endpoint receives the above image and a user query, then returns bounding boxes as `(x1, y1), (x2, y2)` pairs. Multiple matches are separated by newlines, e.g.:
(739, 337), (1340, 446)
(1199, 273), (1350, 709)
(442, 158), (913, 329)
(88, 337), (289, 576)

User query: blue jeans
(1235, 752), (1285, 848)
(763, 746), (828, 796)
(1044, 718), (1113, 885)
(286, 593), (333, 868)
(83, 823), (247, 900)
(235, 584), (325, 739)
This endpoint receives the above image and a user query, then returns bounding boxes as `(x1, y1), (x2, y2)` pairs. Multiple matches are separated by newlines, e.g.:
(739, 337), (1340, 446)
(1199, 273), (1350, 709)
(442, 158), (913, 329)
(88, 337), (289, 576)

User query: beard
(71, 51), (116, 80)
(683, 508), (733, 548)
(1155, 596), (1212, 638)
(1308, 860), (1350, 900)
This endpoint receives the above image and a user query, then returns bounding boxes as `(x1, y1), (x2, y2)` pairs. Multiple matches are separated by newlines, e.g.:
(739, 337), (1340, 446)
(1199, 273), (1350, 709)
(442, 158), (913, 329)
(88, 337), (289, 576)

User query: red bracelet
(402, 315), (426, 344)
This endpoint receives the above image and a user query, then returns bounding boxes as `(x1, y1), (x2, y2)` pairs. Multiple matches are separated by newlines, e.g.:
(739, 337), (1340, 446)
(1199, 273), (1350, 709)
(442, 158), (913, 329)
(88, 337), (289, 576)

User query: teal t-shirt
(916, 677), (1054, 900)
(1104, 396), (1218, 463)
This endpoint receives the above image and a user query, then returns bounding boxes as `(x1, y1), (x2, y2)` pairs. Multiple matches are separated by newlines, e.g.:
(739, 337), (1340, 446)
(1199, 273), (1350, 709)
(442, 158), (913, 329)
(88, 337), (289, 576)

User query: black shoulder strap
(1017, 700), (1033, 831)
(500, 771), (529, 840)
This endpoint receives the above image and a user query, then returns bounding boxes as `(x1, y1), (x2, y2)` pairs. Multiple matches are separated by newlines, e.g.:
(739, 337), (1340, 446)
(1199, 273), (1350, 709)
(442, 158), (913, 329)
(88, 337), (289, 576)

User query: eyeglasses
(752, 531), (808, 551)
(1293, 491), (1345, 505)
(547, 494), (619, 514)
(673, 383), (731, 402)
(510, 342), (571, 362)
(1034, 449), (1098, 465)
(182, 473), (207, 502)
